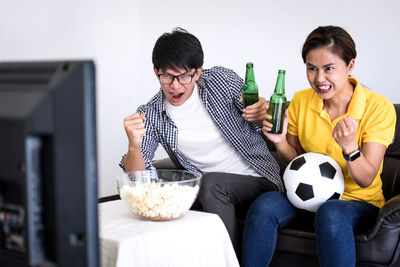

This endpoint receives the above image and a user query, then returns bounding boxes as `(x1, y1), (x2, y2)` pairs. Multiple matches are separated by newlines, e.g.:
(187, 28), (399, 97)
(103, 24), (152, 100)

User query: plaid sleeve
(119, 154), (127, 171)
(138, 105), (160, 170)
(225, 67), (245, 113)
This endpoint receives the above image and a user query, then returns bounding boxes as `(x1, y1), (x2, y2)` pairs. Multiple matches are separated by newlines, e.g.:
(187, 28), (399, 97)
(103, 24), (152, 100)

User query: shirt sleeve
(287, 93), (299, 137)
(224, 67), (245, 112)
(138, 105), (160, 169)
(362, 97), (396, 147)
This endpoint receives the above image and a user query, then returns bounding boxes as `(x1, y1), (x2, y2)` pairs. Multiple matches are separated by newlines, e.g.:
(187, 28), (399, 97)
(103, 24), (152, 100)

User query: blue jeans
(242, 191), (379, 267)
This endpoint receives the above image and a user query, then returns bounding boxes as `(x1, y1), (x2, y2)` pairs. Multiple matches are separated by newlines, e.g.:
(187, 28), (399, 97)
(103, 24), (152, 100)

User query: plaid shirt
(120, 66), (283, 191)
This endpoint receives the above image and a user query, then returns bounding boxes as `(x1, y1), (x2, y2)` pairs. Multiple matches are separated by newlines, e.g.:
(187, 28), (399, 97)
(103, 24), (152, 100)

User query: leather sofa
(268, 103), (400, 267)
(141, 104), (400, 267)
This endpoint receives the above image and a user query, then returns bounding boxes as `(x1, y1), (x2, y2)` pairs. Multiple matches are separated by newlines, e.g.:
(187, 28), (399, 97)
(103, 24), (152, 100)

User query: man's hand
(242, 97), (267, 122)
(124, 113), (146, 151)
(333, 115), (359, 154)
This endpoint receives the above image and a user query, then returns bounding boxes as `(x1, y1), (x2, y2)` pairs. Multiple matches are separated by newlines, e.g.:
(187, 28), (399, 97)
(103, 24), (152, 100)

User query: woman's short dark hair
(302, 26), (356, 65)
(152, 27), (204, 72)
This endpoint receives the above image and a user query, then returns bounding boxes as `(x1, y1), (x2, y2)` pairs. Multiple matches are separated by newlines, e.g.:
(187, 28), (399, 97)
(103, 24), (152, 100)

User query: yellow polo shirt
(288, 77), (396, 208)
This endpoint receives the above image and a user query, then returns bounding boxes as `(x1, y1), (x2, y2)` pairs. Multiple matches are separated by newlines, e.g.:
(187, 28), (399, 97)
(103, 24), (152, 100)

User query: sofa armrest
(379, 194), (400, 224)
(152, 157), (179, 169)
(355, 194), (400, 242)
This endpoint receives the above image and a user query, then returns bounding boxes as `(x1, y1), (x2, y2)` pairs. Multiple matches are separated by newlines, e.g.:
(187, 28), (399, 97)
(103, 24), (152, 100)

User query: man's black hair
(152, 27), (204, 72)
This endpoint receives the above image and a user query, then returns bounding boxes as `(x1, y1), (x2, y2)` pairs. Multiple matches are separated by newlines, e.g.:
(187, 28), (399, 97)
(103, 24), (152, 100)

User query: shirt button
(172, 148), (176, 151)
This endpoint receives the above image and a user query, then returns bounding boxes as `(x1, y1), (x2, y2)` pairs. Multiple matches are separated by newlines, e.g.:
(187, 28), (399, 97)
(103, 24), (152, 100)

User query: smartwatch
(342, 146), (361, 161)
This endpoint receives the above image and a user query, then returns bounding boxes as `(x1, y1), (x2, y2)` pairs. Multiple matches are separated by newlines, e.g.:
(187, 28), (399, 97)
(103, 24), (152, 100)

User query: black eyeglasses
(157, 70), (197, 85)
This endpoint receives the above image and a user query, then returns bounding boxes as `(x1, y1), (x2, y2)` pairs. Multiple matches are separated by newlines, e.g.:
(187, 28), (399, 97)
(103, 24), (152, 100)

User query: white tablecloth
(99, 200), (239, 267)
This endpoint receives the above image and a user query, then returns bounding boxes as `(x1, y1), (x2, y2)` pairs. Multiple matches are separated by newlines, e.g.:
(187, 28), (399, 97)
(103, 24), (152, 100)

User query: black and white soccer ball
(283, 152), (344, 212)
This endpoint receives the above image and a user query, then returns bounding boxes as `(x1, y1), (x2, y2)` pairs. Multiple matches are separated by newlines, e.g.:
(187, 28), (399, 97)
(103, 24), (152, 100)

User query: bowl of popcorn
(116, 169), (202, 221)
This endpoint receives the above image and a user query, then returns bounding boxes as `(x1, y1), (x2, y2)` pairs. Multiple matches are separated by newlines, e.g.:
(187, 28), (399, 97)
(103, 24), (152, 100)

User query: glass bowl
(116, 169), (202, 221)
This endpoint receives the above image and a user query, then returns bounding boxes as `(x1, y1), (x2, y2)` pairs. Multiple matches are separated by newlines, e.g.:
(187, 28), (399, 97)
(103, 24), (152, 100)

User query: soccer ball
(283, 152), (344, 212)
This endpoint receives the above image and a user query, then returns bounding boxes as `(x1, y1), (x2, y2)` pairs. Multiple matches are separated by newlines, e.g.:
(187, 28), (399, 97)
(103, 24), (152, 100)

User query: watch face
(343, 147), (361, 161)
(349, 149), (361, 161)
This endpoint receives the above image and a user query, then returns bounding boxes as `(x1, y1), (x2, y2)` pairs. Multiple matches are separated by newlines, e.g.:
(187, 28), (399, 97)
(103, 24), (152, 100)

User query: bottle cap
(246, 62), (254, 68)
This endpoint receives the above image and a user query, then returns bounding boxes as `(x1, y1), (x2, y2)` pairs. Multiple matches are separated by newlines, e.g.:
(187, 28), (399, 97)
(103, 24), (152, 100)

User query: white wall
(1, 0), (400, 197)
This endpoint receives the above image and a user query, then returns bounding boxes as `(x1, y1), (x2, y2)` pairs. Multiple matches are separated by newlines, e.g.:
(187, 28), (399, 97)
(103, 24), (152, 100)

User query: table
(99, 200), (239, 267)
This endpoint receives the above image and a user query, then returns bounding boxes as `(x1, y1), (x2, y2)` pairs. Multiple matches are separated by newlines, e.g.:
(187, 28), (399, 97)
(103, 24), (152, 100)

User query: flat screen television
(0, 61), (99, 266)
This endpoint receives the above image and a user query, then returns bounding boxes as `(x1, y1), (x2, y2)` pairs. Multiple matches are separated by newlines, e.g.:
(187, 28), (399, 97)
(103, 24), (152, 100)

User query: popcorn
(119, 182), (199, 220)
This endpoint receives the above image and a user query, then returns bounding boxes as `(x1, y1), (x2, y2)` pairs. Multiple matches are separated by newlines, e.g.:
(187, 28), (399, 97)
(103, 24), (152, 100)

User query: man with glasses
(120, 28), (282, 258)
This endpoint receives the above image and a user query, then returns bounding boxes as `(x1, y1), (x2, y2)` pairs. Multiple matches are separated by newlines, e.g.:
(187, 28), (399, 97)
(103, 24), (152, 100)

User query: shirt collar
(309, 76), (366, 120)
(197, 76), (206, 89)
(346, 76), (366, 120)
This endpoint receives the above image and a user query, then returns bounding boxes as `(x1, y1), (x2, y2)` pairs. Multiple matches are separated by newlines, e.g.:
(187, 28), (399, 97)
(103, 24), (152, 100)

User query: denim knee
(315, 200), (345, 234)
(247, 191), (287, 220)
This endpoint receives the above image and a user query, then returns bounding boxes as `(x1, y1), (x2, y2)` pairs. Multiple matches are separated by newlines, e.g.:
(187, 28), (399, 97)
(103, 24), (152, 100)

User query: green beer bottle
(242, 62), (259, 108)
(267, 70), (287, 134)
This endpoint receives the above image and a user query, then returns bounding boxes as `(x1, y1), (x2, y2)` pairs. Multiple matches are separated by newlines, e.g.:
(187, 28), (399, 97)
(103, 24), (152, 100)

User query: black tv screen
(0, 61), (99, 267)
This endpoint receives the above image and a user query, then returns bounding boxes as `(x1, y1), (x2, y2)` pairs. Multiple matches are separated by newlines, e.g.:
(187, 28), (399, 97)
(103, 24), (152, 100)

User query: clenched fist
(124, 113), (146, 151)
(333, 115), (359, 154)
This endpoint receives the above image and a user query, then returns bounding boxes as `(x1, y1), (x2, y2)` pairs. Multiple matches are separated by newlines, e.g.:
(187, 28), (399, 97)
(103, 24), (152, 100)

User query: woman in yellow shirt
(242, 26), (396, 267)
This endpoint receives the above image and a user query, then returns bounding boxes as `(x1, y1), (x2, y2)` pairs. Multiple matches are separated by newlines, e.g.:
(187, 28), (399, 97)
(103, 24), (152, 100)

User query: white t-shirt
(165, 84), (259, 176)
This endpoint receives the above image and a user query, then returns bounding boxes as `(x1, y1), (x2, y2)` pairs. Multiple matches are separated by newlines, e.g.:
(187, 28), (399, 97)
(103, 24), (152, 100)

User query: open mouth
(317, 85), (331, 93)
(170, 92), (184, 102)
